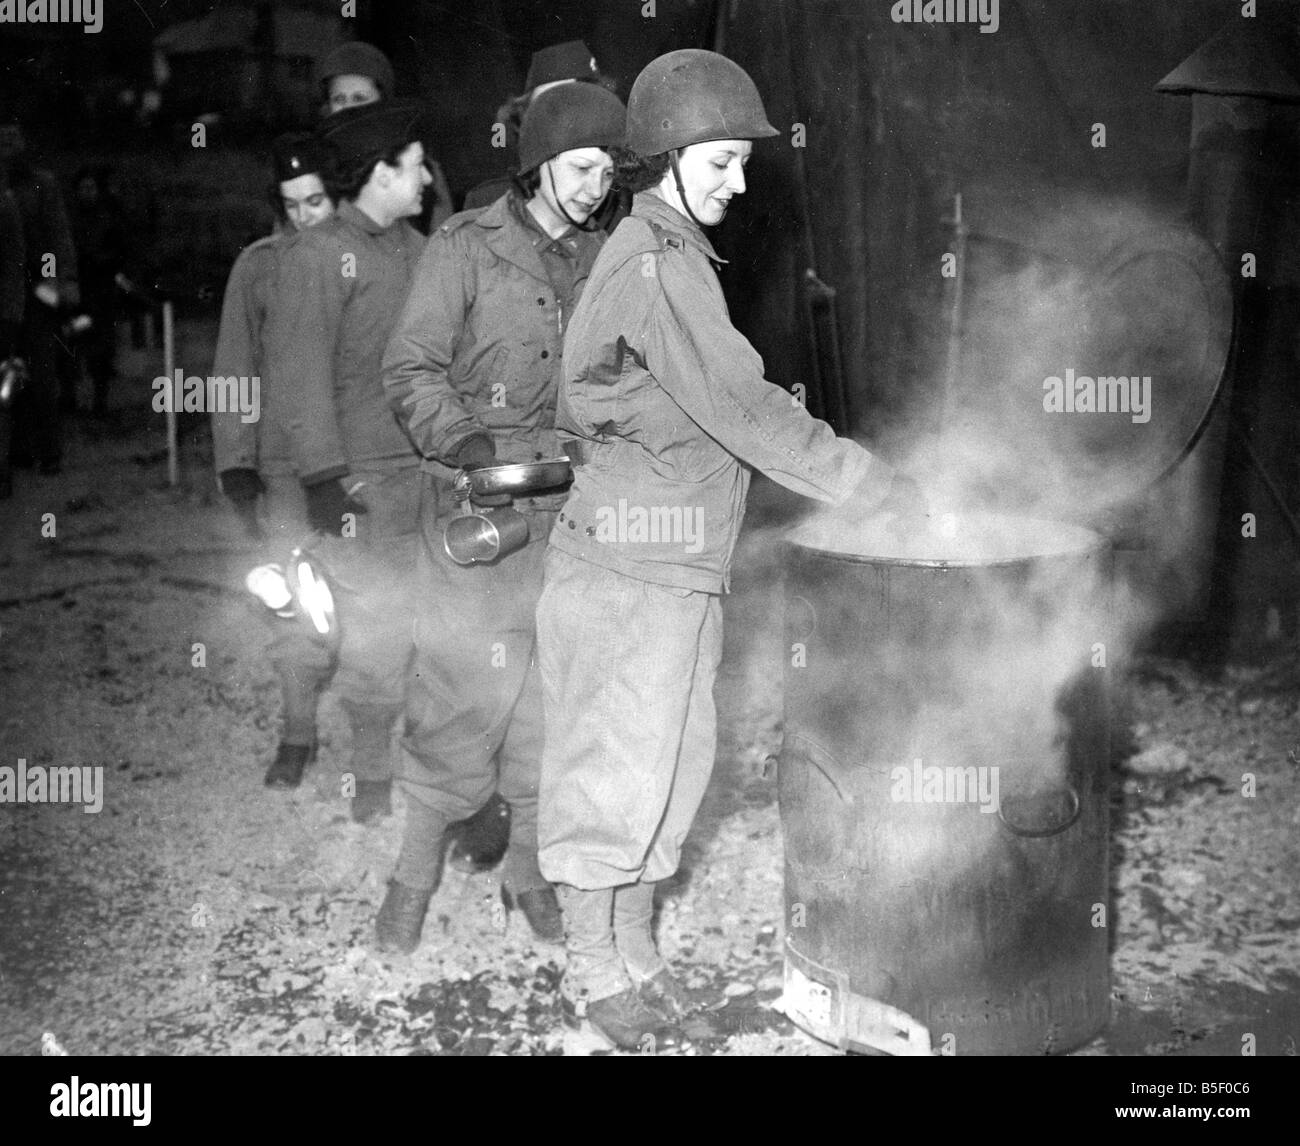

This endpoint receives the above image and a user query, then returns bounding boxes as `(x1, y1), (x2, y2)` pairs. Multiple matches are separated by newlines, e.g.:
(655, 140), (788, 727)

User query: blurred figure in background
(0, 183), (26, 499)
(0, 119), (78, 475)
(69, 166), (131, 418)
(260, 102), (430, 824)
(464, 39), (630, 233)
(211, 133), (337, 789)
(315, 41), (453, 230)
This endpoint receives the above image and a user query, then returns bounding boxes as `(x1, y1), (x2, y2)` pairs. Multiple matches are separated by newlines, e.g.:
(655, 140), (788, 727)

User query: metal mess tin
(459, 457), (573, 498)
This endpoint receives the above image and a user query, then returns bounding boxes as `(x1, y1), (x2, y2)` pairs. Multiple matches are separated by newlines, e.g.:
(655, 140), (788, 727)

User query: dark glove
(221, 468), (265, 540)
(453, 434), (510, 507)
(453, 434), (497, 471)
(304, 478), (355, 537)
(220, 467), (264, 506)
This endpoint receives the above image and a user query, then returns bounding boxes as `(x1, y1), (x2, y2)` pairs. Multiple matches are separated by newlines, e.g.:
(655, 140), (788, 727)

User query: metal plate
(462, 458), (572, 496)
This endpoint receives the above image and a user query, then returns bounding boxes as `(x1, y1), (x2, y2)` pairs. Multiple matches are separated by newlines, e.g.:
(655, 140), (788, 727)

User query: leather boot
(375, 801), (451, 953)
(374, 880), (433, 956)
(557, 884), (681, 1049)
(263, 742), (314, 788)
(501, 884), (564, 943)
(584, 988), (682, 1052)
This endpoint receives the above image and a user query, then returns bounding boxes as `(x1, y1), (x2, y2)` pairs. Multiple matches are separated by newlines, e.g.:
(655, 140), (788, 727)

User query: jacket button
(540, 350), (549, 358)
(537, 297), (545, 305)
(585, 526), (595, 536)
(568, 520), (576, 530)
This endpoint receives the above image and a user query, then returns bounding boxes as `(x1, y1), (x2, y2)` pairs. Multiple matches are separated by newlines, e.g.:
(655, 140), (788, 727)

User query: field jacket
(550, 192), (893, 593)
(382, 191), (605, 497)
(262, 200), (425, 484)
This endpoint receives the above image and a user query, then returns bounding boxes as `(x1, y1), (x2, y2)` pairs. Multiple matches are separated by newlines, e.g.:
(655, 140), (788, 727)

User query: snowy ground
(2, 336), (1298, 1057)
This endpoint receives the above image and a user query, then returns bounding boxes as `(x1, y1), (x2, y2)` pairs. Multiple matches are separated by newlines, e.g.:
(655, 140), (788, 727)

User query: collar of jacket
(631, 192), (726, 266)
(337, 198), (395, 236)
(471, 189), (582, 285)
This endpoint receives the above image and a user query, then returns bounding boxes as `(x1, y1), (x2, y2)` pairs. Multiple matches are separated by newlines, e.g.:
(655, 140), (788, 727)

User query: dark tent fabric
(715, 0), (1244, 448)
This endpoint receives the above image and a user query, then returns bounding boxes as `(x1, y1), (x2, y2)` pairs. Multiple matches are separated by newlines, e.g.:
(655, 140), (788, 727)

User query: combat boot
(264, 742), (314, 788)
(374, 802), (450, 955)
(583, 988), (682, 1052)
(557, 884), (682, 1050)
(374, 880), (433, 956)
(501, 884), (564, 944)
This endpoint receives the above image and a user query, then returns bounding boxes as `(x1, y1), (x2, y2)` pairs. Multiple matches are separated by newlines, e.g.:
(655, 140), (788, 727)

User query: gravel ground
(2, 357), (1298, 1058)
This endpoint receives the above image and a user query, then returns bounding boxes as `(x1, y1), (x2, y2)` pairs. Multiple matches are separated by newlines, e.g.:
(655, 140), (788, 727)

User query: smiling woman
(534, 49), (916, 1052)
(375, 81), (626, 962)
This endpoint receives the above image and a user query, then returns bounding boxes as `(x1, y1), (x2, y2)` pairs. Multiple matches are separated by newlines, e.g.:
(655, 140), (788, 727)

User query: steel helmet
(315, 41), (396, 99)
(626, 49), (778, 156)
(518, 82), (626, 174)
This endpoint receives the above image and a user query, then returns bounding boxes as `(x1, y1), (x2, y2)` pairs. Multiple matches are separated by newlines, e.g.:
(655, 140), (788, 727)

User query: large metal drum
(779, 512), (1112, 1055)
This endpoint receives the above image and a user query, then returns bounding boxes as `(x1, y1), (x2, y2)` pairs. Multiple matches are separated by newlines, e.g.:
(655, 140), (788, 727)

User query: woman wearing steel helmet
(376, 82), (627, 956)
(535, 49), (919, 1051)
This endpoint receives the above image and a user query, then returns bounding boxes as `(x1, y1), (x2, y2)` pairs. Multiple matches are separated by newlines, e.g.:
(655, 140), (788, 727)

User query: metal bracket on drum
(781, 941), (933, 1056)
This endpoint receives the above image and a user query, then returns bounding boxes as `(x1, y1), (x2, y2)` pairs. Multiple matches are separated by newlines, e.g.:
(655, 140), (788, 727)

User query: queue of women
(214, 41), (915, 1051)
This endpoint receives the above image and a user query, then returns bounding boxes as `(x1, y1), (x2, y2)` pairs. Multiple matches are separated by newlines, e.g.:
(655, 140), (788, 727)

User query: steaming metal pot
(779, 513), (1112, 1056)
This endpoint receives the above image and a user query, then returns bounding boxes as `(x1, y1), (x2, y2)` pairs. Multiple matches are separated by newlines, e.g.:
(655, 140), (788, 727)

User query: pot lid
(932, 220), (1232, 522)
(1155, 9), (1300, 102)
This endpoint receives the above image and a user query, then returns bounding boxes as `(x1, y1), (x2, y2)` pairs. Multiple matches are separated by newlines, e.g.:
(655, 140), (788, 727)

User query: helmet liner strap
(668, 149), (709, 231)
(545, 158), (603, 233)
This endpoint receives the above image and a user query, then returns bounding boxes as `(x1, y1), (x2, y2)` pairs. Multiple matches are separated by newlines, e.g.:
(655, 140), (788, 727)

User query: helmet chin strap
(545, 159), (603, 233)
(668, 149), (708, 229)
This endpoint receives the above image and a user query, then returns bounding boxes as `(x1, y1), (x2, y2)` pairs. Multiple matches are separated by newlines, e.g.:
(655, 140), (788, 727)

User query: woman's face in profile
(667, 139), (752, 226)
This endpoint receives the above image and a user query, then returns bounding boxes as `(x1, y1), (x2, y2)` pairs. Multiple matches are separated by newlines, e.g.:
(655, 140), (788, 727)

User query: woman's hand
(453, 434), (512, 507)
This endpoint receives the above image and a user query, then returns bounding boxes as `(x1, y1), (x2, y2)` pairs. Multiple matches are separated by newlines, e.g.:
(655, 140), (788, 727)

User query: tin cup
(443, 507), (530, 566)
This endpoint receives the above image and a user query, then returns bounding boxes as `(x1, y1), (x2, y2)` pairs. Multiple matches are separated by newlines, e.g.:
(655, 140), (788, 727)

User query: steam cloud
(764, 194), (1225, 822)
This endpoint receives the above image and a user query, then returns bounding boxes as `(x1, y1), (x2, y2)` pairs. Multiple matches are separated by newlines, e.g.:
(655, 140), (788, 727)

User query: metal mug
(443, 506), (530, 566)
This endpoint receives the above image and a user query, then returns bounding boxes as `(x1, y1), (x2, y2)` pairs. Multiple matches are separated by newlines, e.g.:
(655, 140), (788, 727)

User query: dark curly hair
(514, 167), (541, 197)
(326, 142), (410, 203)
(268, 173), (337, 224)
(613, 147), (670, 194)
